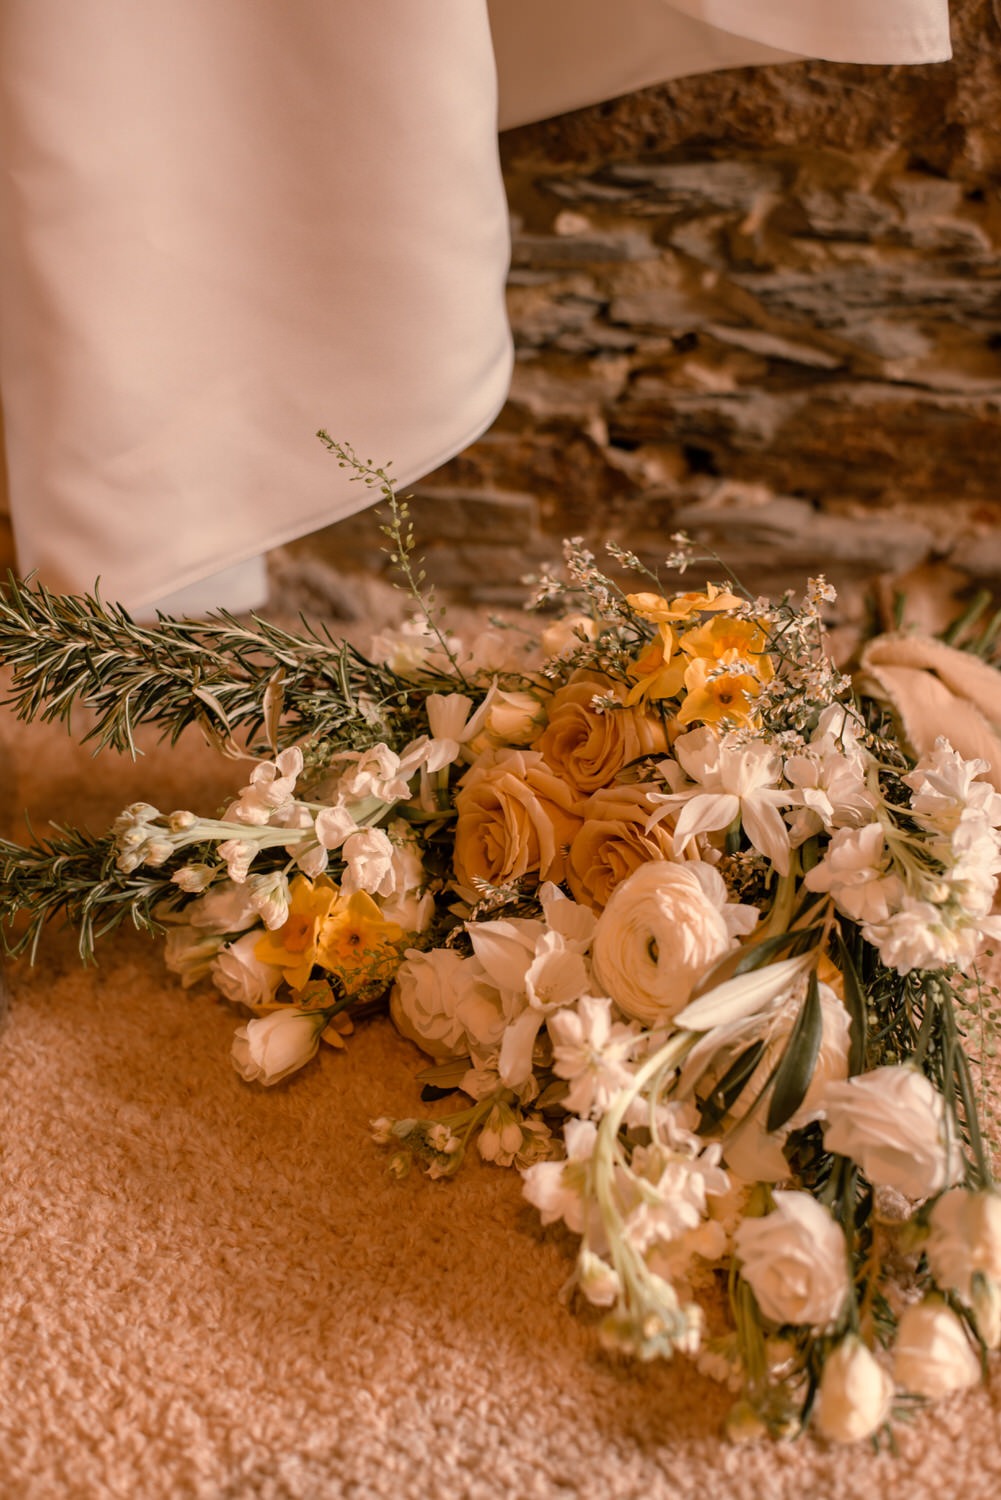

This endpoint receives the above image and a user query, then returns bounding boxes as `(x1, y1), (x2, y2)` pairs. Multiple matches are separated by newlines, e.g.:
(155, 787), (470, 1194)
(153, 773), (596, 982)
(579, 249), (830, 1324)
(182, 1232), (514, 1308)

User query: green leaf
(765, 971), (823, 1133)
(689, 926), (821, 1000)
(697, 1040), (766, 1132)
(835, 928), (867, 1076)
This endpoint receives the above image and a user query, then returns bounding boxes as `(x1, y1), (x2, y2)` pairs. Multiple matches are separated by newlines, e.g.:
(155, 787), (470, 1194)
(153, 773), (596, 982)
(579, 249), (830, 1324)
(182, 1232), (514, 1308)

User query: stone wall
(285, 0), (1001, 629)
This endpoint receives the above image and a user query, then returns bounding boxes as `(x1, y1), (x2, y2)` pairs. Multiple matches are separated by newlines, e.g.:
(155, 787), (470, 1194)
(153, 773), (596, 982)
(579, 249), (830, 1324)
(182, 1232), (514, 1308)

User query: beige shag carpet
(3, 708), (1001, 1500)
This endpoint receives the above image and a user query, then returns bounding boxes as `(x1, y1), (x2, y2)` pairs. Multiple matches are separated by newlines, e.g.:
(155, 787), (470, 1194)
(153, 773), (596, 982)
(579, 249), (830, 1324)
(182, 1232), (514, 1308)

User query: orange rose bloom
(566, 784), (679, 911)
(535, 672), (669, 795)
(453, 749), (583, 891)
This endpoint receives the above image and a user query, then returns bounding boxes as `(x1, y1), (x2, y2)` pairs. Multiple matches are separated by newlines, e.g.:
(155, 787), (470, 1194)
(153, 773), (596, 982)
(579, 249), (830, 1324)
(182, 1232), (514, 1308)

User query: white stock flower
(783, 742), (876, 846)
(246, 870), (291, 930)
(341, 827), (397, 897)
(334, 742), (422, 803)
(821, 1066), (964, 1199)
(216, 838), (256, 884)
(548, 995), (639, 1117)
(211, 932), (283, 1012)
(521, 1117), (598, 1235)
(313, 803), (359, 851)
(905, 739), (1001, 831)
(379, 888), (435, 935)
(803, 822), (902, 924)
(226, 748), (304, 825)
(893, 1298), (980, 1398)
(499, 931), (591, 1087)
(231, 1007), (327, 1086)
(591, 862), (736, 1027)
(814, 1337), (894, 1444)
(863, 896), (1001, 975)
(652, 728), (792, 875)
(926, 1188), (1001, 1335)
(734, 1192), (850, 1327)
(390, 948), (489, 1060)
(624, 1139), (729, 1255)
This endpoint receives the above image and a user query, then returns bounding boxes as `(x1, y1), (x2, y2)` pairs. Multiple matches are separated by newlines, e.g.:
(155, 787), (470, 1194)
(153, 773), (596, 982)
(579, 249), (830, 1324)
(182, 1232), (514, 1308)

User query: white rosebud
(821, 1066), (964, 1199)
(893, 1298), (981, 1398)
(926, 1188), (1001, 1309)
(814, 1337), (894, 1444)
(389, 948), (484, 1060)
(211, 931), (283, 1012)
(734, 1192), (850, 1328)
(231, 1007), (327, 1086)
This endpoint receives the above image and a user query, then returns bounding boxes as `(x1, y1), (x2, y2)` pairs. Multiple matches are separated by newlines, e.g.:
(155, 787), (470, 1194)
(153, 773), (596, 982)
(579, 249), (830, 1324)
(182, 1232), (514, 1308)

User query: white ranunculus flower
(821, 1066), (964, 1199)
(231, 1006), (327, 1086)
(814, 1336), (894, 1444)
(211, 931), (283, 1012)
(893, 1298), (981, 1398)
(734, 1191), (850, 1328)
(390, 948), (495, 1060)
(590, 862), (733, 1026)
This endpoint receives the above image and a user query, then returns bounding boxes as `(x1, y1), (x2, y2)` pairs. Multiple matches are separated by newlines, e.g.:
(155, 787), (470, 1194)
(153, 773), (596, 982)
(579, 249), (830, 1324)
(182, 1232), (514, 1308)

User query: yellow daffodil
(624, 625), (687, 706)
(316, 890), (406, 1000)
(677, 655), (763, 728)
(254, 875), (340, 990)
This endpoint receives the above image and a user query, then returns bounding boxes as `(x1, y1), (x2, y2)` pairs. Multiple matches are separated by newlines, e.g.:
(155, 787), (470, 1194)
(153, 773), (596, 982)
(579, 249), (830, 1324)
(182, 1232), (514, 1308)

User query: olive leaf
(835, 928), (867, 1076)
(765, 970), (824, 1133)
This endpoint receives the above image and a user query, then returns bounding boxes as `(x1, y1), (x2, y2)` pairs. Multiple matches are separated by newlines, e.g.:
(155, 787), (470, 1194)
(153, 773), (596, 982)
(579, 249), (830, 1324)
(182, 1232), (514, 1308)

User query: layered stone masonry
(289, 0), (1001, 626)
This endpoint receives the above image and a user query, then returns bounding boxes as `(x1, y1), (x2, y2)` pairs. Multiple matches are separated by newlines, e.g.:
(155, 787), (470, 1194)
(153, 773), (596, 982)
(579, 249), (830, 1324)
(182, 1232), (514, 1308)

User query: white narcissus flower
(734, 1192), (850, 1328)
(211, 931), (284, 1012)
(821, 1066), (964, 1200)
(590, 862), (737, 1027)
(814, 1337), (894, 1444)
(231, 1006), (327, 1086)
(651, 727), (793, 874)
(893, 1298), (981, 1398)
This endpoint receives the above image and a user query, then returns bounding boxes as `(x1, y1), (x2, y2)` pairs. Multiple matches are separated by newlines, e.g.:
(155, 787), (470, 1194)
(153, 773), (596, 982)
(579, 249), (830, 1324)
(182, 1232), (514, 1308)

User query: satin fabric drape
(0, 1), (951, 610)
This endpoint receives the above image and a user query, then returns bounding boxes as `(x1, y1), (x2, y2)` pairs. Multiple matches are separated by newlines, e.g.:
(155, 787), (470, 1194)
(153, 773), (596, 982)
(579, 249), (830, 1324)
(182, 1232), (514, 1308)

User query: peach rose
(534, 672), (669, 795)
(453, 749), (583, 890)
(566, 784), (677, 911)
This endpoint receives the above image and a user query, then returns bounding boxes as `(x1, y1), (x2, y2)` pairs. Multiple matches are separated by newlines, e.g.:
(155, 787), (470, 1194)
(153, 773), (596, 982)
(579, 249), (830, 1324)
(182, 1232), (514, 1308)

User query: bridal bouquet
(2, 442), (1000, 1447)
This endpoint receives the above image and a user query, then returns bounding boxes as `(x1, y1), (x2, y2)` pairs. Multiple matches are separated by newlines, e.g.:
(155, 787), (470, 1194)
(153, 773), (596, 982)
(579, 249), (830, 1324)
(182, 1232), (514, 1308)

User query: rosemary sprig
(0, 574), (419, 756)
(0, 825), (181, 964)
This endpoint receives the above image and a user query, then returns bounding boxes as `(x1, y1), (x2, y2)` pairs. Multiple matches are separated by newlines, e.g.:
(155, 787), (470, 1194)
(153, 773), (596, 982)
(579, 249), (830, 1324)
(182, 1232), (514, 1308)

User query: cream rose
(566, 784), (678, 911)
(231, 1007), (326, 1086)
(211, 931), (284, 1012)
(453, 749), (582, 890)
(590, 862), (732, 1026)
(926, 1187), (1001, 1344)
(534, 672), (669, 795)
(893, 1298), (981, 1398)
(814, 1337), (894, 1444)
(734, 1191), (850, 1327)
(465, 689), (548, 757)
(390, 948), (494, 1060)
(821, 1066), (964, 1199)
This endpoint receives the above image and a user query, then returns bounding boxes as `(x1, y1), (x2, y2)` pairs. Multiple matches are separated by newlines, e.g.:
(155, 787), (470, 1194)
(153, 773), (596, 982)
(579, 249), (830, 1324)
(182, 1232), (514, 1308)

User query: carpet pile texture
(2, 710), (1001, 1499)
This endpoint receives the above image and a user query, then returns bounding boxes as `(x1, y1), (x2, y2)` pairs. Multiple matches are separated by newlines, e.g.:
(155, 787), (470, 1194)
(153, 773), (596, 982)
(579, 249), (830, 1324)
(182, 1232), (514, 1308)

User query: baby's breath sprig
(316, 432), (469, 687)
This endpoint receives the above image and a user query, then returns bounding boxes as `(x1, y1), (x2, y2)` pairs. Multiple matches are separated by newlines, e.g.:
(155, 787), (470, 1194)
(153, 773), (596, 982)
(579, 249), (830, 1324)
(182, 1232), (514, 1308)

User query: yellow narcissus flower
(677, 655), (763, 728)
(315, 889), (406, 1001)
(255, 875), (340, 990)
(624, 626), (687, 706)
(626, 583), (742, 625)
(680, 614), (775, 682)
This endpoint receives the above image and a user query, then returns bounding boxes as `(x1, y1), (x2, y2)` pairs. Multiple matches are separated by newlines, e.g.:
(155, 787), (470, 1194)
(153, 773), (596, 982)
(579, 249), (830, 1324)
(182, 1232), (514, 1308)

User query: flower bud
(893, 1298), (981, 1398)
(814, 1336), (893, 1443)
